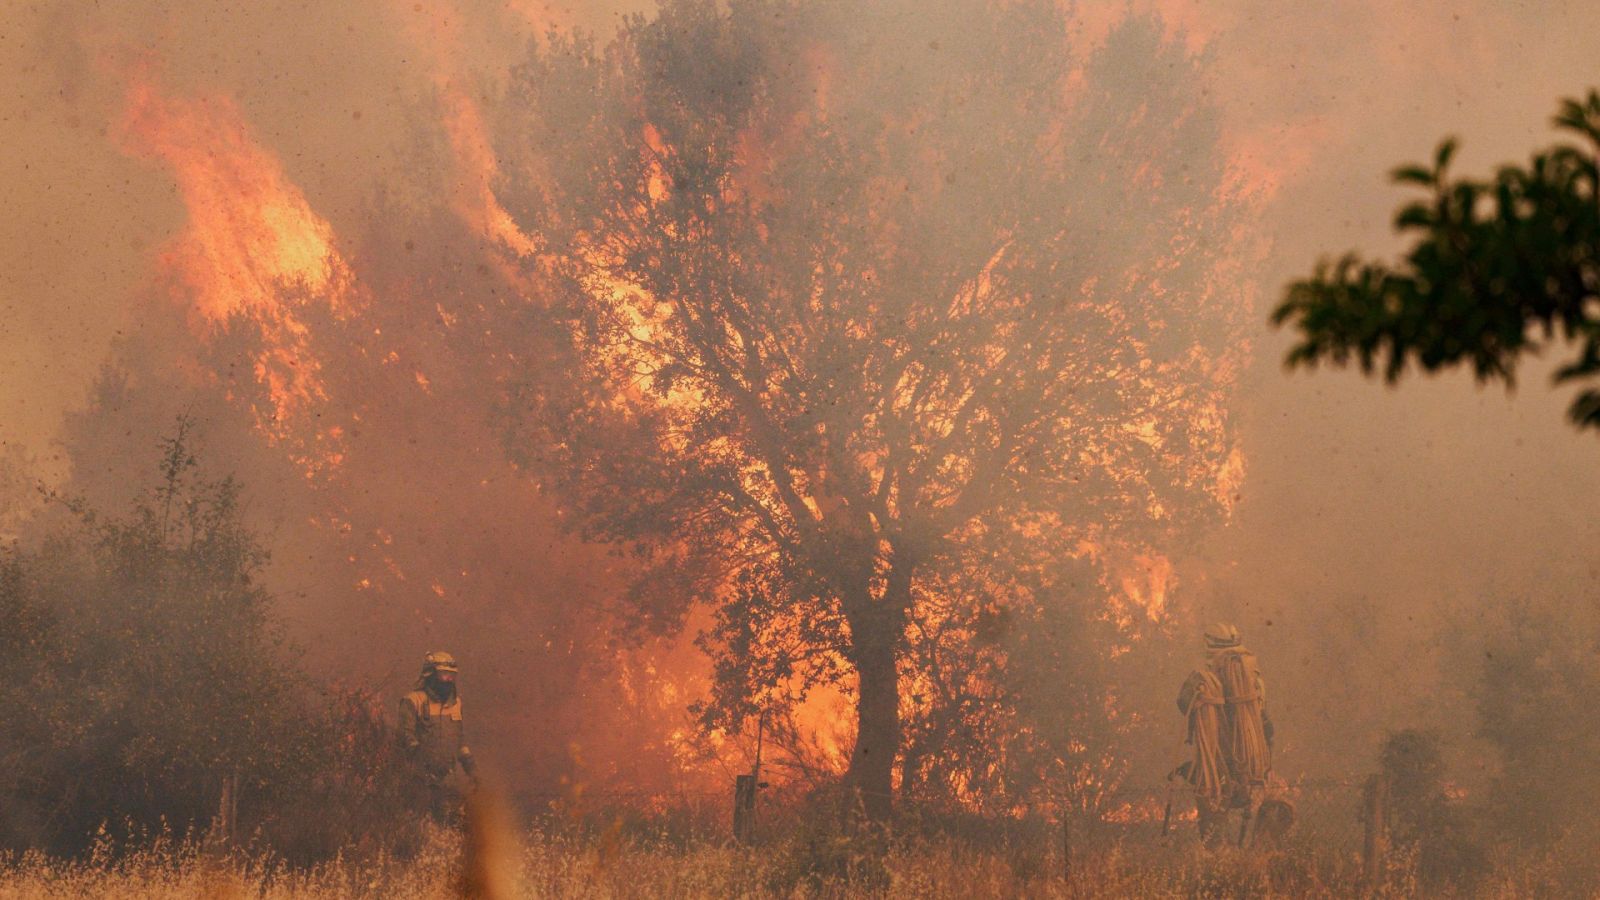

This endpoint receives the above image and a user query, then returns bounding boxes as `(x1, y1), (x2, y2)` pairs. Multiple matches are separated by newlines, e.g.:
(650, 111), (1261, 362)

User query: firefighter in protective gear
(1177, 623), (1275, 846)
(399, 650), (478, 821)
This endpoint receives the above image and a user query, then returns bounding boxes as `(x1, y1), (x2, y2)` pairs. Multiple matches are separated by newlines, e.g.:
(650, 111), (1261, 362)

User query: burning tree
(499, 0), (1248, 819)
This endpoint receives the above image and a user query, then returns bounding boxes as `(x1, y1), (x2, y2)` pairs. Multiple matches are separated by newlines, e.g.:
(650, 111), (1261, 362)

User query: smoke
(3, 0), (688, 797)
(1172, 1), (1600, 788)
(4, 0), (1600, 820)
(0, 0), (642, 462)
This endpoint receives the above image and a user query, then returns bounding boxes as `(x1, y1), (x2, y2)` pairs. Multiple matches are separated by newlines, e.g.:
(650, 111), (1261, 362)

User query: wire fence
(1064, 778), (1368, 853)
(500, 776), (1372, 856)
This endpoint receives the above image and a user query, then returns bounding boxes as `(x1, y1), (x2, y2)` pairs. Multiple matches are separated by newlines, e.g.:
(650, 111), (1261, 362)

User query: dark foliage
(0, 421), (421, 860)
(1377, 729), (1487, 888)
(1273, 90), (1600, 428)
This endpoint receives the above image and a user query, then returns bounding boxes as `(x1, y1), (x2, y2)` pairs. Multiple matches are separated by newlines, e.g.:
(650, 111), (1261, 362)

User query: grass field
(0, 809), (1579, 900)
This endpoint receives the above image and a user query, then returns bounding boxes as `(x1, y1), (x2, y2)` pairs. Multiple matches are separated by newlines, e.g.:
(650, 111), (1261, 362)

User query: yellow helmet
(1203, 622), (1241, 650)
(421, 650), (459, 676)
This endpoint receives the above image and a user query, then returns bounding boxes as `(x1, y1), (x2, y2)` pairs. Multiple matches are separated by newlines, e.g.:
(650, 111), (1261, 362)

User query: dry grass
(0, 810), (1581, 899)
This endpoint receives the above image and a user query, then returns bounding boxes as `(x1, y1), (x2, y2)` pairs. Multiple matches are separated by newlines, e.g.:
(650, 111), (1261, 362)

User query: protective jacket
(399, 688), (473, 778)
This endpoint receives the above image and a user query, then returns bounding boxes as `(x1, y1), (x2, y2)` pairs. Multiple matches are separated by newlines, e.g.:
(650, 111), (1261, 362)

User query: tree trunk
(846, 630), (899, 822)
(843, 563), (911, 824)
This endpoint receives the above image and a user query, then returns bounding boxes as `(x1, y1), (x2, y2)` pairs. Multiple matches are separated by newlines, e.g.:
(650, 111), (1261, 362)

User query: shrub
(1377, 728), (1488, 889)
(0, 420), (416, 860)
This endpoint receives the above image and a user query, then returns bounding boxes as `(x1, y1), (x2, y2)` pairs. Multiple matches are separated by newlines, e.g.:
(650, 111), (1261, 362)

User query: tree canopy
(1273, 91), (1600, 426)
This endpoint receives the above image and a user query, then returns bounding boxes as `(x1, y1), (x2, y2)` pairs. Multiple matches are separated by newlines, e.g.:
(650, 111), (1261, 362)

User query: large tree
(501, 0), (1247, 818)
(1273, 91), (1600, 426)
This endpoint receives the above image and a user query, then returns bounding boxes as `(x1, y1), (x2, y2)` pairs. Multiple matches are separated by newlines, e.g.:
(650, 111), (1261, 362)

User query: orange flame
(1077, 539), (1178, 622)
(119, 76), (349, 322)
(118, 69), (353, 436)
(387, 0), (542, 259)
(440, 85), (541, 259)
(1117, 550), (1175, 619)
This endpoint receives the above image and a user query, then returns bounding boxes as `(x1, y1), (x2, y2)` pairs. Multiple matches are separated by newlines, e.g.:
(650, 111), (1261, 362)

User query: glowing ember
(1118, 551), (1176, 619)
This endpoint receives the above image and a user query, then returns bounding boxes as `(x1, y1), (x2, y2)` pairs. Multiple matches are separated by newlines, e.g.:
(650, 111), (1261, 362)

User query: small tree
(0, 420), (320, 853)
(1377, 729), (1486, 887)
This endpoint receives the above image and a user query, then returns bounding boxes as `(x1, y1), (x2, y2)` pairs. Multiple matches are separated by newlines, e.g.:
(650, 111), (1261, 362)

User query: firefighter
(1177, 622), (1275, 846)
(399, 650), (478, 822)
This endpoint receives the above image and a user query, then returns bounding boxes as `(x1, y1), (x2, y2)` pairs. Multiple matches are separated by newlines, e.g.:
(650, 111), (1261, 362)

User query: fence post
(211, 771), (238, 848)
(1362, 773), (1388, 889)
(1060, 808), (1073, 885)
(732, 774), (757, 845)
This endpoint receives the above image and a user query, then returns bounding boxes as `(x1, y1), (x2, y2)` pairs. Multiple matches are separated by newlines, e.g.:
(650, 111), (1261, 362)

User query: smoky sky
(4, 0), (1600, 787)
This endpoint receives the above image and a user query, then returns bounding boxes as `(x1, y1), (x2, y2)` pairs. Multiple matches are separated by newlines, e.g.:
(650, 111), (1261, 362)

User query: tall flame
(118, 69), (352, 433)
(387, 0), (542, 259)
(441, 85), (542, 259)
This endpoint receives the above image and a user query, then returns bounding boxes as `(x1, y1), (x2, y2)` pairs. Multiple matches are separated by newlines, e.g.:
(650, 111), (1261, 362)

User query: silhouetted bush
(1473, 606), (1600, 888)
(1378, 728), (1488, 889)
(0, 422), (419, 861)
